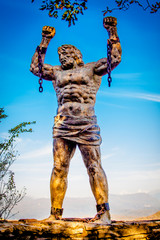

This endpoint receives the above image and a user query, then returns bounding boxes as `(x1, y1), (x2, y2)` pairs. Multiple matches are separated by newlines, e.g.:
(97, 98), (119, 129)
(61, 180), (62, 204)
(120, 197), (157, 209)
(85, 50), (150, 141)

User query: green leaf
(39, 5), (46, 10)
(0, 108), (7, 122)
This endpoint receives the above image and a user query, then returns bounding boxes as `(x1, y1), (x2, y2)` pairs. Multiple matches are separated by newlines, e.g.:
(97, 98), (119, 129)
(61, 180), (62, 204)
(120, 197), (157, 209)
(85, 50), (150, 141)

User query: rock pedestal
(0, 219), (160, 239)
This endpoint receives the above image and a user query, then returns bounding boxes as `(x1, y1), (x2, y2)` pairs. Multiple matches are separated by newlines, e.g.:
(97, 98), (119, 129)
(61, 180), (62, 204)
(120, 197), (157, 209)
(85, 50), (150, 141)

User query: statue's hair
(58, 44), (84, 66)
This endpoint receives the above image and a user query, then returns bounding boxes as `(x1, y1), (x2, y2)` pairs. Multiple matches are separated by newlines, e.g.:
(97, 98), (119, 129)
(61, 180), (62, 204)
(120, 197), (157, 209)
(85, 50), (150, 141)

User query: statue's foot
(42, 214), (62, 222)
(89, 203), (111, 224)
(42, 207), (63, 222)
(91, 210), (111, 224)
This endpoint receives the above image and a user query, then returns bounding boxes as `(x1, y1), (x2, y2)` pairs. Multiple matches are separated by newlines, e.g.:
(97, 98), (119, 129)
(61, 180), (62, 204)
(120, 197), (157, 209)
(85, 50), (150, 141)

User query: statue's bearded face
(58, 45), (84, 70)
(59, 49), (75, 70)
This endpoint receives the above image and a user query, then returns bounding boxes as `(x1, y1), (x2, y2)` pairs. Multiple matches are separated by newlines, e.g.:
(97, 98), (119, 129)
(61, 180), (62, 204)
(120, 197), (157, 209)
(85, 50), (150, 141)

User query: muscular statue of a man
(30, 17), (122, 224)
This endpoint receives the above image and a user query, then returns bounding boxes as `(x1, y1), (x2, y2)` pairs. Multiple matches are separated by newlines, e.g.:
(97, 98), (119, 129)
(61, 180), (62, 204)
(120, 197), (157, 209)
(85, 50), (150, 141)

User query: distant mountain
(12, 197), (96, 220)
(12, 197), (51, 220)
(11, 192), (160, 221)
(136, 211), (160, 220)
(149, 190), (160, 201)
(110, 192), (160, 218)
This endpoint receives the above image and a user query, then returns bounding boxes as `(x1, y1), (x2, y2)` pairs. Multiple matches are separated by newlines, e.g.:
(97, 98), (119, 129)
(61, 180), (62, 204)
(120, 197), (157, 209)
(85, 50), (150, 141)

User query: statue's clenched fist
(103, 16), (117, 30)
(42, 26), (56, 39)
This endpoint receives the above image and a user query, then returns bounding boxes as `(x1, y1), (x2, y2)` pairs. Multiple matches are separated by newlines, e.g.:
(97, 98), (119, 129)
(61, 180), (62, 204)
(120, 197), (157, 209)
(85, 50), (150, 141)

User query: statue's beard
(61, 58), (74, 70)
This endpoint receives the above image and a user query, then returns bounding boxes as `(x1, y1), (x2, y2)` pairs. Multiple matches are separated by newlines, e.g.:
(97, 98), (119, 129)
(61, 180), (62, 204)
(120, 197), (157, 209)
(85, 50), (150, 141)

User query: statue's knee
(53, 163), (68, 178)
(87, 163), (99, 176)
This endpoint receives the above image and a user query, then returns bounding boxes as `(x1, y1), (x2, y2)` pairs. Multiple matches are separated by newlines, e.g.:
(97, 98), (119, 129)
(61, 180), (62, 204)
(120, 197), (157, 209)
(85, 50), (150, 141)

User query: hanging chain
(36, 46), (44, 93)
(107, 40), (112, 87)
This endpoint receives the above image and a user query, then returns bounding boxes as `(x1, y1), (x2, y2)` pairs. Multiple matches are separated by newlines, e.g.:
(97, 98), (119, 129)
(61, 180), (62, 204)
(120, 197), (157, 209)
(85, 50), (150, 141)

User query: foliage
(0, 108), (36, 219)
(32, 0), (87, 27)
(103, 0), (160, 15)
(31, 0), (160, 26)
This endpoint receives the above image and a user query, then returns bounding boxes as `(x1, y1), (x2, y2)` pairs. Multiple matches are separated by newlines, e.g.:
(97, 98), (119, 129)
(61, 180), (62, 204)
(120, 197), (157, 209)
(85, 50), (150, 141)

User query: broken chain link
(107, 40), (112, 87)
(36, 46), (47, 93)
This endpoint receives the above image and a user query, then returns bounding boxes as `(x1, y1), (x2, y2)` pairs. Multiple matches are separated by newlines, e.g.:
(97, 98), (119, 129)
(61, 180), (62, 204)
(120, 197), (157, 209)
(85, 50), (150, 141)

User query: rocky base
(0, 219), (160, 239)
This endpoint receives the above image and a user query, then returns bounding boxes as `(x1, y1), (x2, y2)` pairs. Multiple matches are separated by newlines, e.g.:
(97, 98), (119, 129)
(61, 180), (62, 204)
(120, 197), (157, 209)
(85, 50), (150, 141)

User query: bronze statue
(30, 17), (122, 224)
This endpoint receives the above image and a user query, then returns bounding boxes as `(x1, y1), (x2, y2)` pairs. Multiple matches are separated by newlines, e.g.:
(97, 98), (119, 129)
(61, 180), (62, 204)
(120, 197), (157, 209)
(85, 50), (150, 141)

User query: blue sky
(0, 0), (160, 200)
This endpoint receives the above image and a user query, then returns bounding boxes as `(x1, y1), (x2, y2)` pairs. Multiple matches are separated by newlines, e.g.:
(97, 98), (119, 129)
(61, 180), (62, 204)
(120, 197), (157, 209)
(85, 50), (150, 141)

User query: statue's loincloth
(53, 115), (102, 145)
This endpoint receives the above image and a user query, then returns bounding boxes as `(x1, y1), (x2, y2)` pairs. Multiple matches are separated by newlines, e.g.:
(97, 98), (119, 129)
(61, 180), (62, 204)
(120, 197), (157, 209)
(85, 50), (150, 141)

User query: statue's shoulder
(52, 65), (62, 72)
(84, 62), (96, 68)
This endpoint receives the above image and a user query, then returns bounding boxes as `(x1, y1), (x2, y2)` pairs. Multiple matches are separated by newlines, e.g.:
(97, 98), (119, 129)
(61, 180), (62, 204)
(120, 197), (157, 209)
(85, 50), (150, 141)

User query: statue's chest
(55, 68), (93, 88)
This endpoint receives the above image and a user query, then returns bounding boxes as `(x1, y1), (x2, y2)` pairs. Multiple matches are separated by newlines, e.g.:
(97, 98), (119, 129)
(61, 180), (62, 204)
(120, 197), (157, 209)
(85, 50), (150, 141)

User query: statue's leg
(78, 144), (108, 203)
(78, 144), (111, 223)
(49, 138), (76, 219)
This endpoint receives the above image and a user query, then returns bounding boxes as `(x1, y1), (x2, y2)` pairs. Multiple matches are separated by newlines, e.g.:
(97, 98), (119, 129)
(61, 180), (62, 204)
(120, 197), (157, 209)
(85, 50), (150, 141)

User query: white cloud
(12, 163), (51, 173)
(145, 162), (160, 167)
(109, 168), (160, 180)
(19, 144), (52, 160)
(101, 146), (122, 161)
(133, 93), (160, 102)
(0, 132), (9, 139)
(108, 168), (160, 195)
(102, 153), (116, 160)
(99, 90), (160, 103)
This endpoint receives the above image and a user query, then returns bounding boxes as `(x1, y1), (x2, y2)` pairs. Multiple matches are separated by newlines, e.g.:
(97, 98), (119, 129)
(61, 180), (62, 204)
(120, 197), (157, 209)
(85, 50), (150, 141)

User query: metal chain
(37, 46), (43, 93)
(107, 40), (112, 87)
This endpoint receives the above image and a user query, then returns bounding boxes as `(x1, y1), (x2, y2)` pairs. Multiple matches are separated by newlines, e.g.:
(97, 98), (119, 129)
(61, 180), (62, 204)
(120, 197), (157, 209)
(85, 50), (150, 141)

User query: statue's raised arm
(94, 17), (122, 76)
(30, 26), (56, 81)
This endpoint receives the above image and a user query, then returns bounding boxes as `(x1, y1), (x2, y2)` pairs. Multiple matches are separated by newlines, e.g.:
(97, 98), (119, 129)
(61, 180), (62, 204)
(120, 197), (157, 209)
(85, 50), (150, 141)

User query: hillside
(137, 211), (160, 220)
(11, 192), (160, 221)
